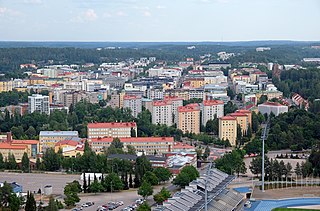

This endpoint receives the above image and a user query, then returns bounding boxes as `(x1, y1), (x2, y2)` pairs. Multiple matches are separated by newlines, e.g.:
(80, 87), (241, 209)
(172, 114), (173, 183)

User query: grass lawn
(272, 208), (319, 211)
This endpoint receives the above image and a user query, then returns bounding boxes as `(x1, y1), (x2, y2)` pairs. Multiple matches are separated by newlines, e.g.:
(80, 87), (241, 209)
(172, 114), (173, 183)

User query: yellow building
(119, 91), (126, 108)
(219, 116), (237, 146)
(177, 103), (200, 134)
(185, 78), (205, 88)
(39, 131), (79, 152)
(0, 81), (13, 92)
(0, 143), (28, 160)
(28, 76), (46, 85)
(230, 113), (249, 135)
(54, 140), (84, 157)
(236, 110), (252, 127)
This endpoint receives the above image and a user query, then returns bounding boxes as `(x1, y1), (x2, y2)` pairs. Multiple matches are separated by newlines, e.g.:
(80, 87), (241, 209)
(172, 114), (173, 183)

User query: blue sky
(0, 0), (319, 41)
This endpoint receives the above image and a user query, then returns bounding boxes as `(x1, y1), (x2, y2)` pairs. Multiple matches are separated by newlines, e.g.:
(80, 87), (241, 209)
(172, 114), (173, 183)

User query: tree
(25, 126), (37, 139)
(153, 187), (171, 204)
(295, 162), (302, 176)
(103, 173), (124, 192)
(35, 157), (41, 170)
(153, 167), (172, 183)
(42, 148), (61, 171)
(25, 192), (36, 211)
(8, 194), (21, 211)
(0, 181), (13, 208)
(88, 181), (104, 194)
(64, 182), (80, 208)
(127, 145), (136, 155)
(46, 196), (58, 211)
(21, 152), (30, 173)
(135, 155), (152, 185)
(138, 181), (153, 199)
(203, 146), (210, 160)
(82, 173), (87, 193)
(0, 153), (4, 169)
(6, 153), (17, 170)
(142, 171), (159, 186)
(249, 156), (263, 177)
(137, 202), (151, 211)
(173, 166), (199, 188)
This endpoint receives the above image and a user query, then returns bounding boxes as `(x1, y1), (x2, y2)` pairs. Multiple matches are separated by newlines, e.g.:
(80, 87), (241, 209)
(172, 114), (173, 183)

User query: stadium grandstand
(154, 167), (243, 211)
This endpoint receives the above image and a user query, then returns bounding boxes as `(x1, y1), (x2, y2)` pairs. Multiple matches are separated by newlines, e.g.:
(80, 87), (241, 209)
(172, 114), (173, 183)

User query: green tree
(153, 167), (172, 183)
(0, 153), (4, 169)
(42, 148), (61, 171)
(21, 152), (30, 173)
(25, 126), (37, 139)
(103, 173), (124, 192)
(63, 182), (80, 208)
(8, 193), (21, 211)
(25, 192), (36, 211)
(88, 181), (104, 194)
(6, 153), (17, 170)
(142, 171), (159, 186)
(0, 181), (13, 208)
(203, 146), (211, 160)
(46, 196), (58, 211)
(172, 172), (190, 188)
(153, 187), (171, 204)
(137, 202), (151, 211)
(127, 145), (136, 155)
(138, 181), (153, 199)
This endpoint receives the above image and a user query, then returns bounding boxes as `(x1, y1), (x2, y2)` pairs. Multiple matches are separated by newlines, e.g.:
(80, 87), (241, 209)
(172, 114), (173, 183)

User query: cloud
(70, 9), (98, 23)
(84, 9), (97, 21)
(143, 11), (151, 17)
(23, 0), (42, 4)
(156, 5), (166, 9)
(0, 7), (21, 17)
(116, 11), (127, 17)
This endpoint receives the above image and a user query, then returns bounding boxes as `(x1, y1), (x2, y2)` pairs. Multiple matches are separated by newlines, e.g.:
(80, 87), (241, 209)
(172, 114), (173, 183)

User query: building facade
(28, 94), (50, 114)
(87, 122), (137, 139)
(258, 101), (288, 116)
(177, 103), (201, 134)
(219, 116), (237, 146)
(123, 95), (142, 118)
(90, 137), (174, 155)
(152, 100), (173, 126)
(39, 131), (79, 152)
(202, 100), (224, 126)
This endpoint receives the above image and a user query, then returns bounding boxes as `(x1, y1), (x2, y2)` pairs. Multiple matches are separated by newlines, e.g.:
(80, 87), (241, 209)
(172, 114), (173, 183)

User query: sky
(0, 0), (319, 42)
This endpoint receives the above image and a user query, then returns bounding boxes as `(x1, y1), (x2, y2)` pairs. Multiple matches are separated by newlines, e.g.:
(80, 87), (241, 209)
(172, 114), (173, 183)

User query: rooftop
(39, 131), (79, 136)
(178, 103), (200, 112)
(220, 116), (237, 121)
(153, 100), (172, 106)
(55, 139), (79, 147)
(203, 100), (224, 106)
(123, 95), (142, 100)
(0, 143), (27, 150)
(260, 101), (287, 107)
(88, 122), (137, 128)
(91, 137), (174, 143)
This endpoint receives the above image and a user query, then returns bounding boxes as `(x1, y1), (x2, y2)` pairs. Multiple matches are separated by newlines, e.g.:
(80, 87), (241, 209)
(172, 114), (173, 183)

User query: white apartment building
(202, 100), (224, 126)
(258, 101), (288, 116)
(28, 94), (50, 114)
(123, 95), (142, 118)
(152, 100), (173, 126)
(164, 96), (183, 124)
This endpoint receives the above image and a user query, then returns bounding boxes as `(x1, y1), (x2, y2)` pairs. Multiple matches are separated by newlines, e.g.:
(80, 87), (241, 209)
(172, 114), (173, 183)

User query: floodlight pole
(205, 162), (212, 211)
(262, 116), (270, 192)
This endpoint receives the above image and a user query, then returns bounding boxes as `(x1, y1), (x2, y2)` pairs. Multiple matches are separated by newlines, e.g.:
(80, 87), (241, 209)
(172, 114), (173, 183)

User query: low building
(172, 142), (195, 152)
(55, 140), (84, 157)
(0, 143), (28, 160)
(292, 93), (309, 110)
(164, 151), (197, 174)
(39, 131), (79, 152)
(90, 137), (174, 155)
(258, 101), (288, 116)
(87, 122), (137, 139)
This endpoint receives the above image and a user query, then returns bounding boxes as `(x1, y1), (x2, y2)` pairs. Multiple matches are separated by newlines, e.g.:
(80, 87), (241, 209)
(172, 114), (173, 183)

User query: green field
(272, 208), (319, 211)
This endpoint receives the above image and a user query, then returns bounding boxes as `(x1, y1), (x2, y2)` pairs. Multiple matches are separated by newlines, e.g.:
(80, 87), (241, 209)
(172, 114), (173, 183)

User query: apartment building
(164, 96), (183, 124)
(218, 116), (237, 146)
(177, 103), (201, 134)
(87, 122), (137, 139)
(90, 137), (174, 155)
(123, 95), (142, 118)
(28, 94), (50, 115)
(202, 100), (224, 126)
(229, 112), (249, 135)
(258, 101), (288, 116)
(152, 100), (173, 126)
(0, 80), (13, 92)
(39, 131), (79, 152)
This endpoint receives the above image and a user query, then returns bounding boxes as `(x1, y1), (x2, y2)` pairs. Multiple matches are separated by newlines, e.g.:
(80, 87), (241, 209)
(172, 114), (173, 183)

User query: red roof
(153, 100), (172, 106)
(0, 143), (27, 150)
(164, 96), (184, 101)
(88, 122), (137, 129)
(203, 100), (224, 106)
(178, 103), (200, 112)
(220, 116), (237, 121)
(91, 137), (174, 143)
(123, 95), (141, 100)
(261, 101), (285, 107)
(55, 140), (79, 147)
(230, 113), (248, 117)
(12, 140), (39, 145)
(236, 110), (251, 114)
(172, 142), (195, 150)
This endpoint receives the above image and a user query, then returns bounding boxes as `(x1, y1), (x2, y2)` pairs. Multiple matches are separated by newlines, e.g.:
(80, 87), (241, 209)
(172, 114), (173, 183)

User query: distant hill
(0, 40), (319, 48)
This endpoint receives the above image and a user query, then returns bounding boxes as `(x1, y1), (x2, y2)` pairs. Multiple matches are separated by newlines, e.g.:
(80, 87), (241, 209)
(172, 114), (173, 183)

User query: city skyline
(0, 0), (319, 42)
